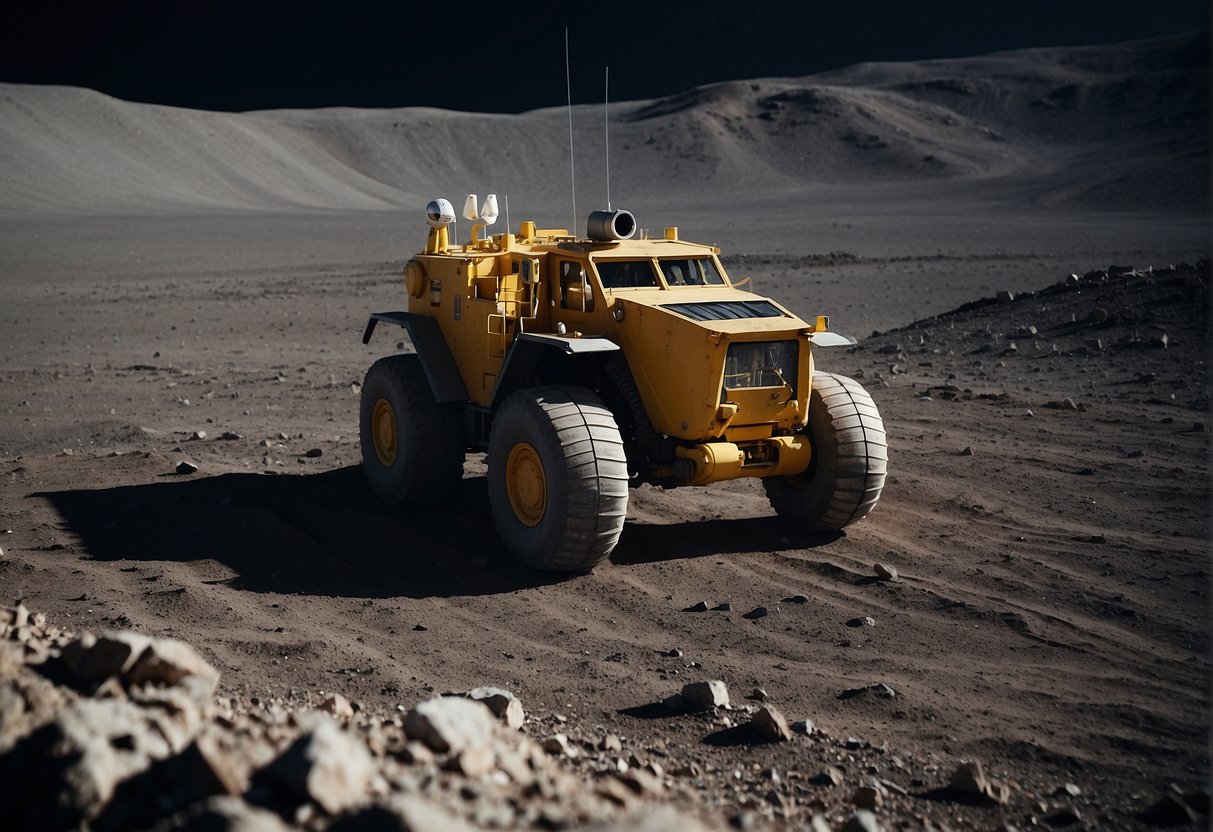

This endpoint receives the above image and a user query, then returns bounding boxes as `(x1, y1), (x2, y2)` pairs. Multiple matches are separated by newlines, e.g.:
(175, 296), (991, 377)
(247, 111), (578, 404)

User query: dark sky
(1, 1), (1208, 113)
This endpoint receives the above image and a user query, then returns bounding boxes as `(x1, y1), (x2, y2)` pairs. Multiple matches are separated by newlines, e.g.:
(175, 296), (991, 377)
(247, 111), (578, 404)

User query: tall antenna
(604, 66), (611, 211)
(565, 27), (577, 234)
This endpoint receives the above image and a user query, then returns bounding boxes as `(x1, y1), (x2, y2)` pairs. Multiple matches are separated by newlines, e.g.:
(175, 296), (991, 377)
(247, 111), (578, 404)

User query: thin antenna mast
(604, 66), (611, 211)
(565, 28), (577, 234)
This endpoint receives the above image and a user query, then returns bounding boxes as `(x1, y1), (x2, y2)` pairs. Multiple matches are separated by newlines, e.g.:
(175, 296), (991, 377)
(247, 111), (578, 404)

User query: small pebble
(684, 601), (709, 612)
(742, 606), (769, 620)
(305, 448), (323, 458)
(847, 616), (876, 628)
(175, 461), (198, 475)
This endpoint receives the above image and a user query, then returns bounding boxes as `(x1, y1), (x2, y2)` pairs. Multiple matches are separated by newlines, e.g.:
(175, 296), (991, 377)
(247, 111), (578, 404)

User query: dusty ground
(0, 32), (1209, 830)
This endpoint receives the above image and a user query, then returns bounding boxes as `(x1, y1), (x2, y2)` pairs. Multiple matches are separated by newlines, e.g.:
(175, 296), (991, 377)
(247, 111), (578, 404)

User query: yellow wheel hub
(505, 442), (546, 527)
(371, 397), (398, 466)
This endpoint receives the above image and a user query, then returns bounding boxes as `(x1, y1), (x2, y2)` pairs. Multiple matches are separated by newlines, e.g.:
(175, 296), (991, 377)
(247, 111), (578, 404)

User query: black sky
(0, 1), (1208, 113)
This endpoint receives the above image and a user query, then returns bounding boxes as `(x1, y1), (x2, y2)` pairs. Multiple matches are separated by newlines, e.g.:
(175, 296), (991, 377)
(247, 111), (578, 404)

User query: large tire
(360, 355), (464, 506)
(488, 386), (628, 572)
(765, 371), (887, 531)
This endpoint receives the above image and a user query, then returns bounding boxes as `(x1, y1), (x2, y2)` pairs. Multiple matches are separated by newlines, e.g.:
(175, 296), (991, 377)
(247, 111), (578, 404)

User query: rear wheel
(360, 355), (464, 506)
(488, 386), (628, 571)
(765, 371), (887, 530)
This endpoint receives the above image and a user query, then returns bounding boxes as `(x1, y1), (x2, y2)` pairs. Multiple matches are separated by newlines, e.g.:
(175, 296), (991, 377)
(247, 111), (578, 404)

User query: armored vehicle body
(361, 201), (886, 571)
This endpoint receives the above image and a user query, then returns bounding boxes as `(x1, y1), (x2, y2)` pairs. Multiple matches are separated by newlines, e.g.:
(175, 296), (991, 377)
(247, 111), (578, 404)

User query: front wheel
(360, 355), (464, 506)
(488, 386), (628, 571)
(765, 371), (887, 531)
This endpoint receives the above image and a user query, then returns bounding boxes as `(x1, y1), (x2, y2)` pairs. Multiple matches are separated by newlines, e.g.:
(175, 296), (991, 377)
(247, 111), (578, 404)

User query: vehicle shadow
(36, 466), (840, 599)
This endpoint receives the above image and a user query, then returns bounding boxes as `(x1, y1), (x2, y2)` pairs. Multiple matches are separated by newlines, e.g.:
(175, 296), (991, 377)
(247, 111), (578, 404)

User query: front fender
(490, 333), (619, 410)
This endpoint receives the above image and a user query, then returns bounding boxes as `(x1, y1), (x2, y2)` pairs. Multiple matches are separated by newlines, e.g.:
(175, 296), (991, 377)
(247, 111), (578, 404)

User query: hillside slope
(0, 34), (1205, 216)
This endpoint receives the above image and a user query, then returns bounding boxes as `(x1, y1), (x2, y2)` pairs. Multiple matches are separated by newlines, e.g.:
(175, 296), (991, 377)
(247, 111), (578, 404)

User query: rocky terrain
(2, 261), (1207, 830)
(0, 32), (1208, 832)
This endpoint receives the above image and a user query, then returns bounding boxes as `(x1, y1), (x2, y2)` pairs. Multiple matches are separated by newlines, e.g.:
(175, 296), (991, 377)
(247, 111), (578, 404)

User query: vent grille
(660, 300), (785, 321)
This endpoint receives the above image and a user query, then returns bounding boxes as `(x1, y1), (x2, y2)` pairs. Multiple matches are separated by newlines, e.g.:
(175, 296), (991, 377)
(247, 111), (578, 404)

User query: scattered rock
(262, 714), (375, 814)
(404, 696), (496, 754)
(949, 760), (1010, 805)
(959, 446), (974, 456)
(684, 601), (709, 612)
(873, 683), (896, 699)
(783, 594), (809, 604)
(190, 430), (207, 441)
(791, 719), (814, 735)
(750, 705), (792, 742)
(466, 686), (524, 730)
(810, 767), (845, 786)
(61, 631), (150, 686)
(219, 431), (243, 441)
(842, 809), (882, 832)
(680, 680), (730, 711)
(995, 290), (1014, 303)
(599, 734), (623, 752)
(127, 637), (220, 698)
(304, 448), (323, 458)
(745, 687), (768, 701)
(319, 693), (354, 721)
(873, 563), (898, 581)
(742, 606), (769, 620)
(1140, 793), (1198, 826)
(846, 616), (876, 628)
(713, 601), (732, 612)
(177, 796), (292, 831)
(1044, 807), (1083, 826)
(451, 745), (496, 777)
(853, 784), (884, 809)
(175, 461), (198, 475)
(665, 648), (683, 658)
(542, 733), (575, 757)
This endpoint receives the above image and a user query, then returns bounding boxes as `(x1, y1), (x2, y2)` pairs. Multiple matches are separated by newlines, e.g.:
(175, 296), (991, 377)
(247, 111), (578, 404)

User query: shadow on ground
(36, 466), (840, 599)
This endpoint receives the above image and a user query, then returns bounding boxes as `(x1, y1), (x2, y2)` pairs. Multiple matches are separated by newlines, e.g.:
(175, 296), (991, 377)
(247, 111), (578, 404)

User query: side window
(559, 260), (595, 313)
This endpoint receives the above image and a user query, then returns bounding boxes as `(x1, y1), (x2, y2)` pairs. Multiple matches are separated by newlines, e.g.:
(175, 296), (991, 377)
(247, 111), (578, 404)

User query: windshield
(659, 257), (725, 286)
(724, 341), (798, 392)
(596, 260), (659, 289)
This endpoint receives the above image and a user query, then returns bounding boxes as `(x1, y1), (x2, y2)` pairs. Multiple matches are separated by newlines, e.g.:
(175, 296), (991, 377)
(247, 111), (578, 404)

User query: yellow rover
(361, 201), (886, 571)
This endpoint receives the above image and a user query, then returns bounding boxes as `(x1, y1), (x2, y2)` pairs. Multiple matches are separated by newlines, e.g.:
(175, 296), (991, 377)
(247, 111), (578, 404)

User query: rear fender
(362, 312), (468, 403)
